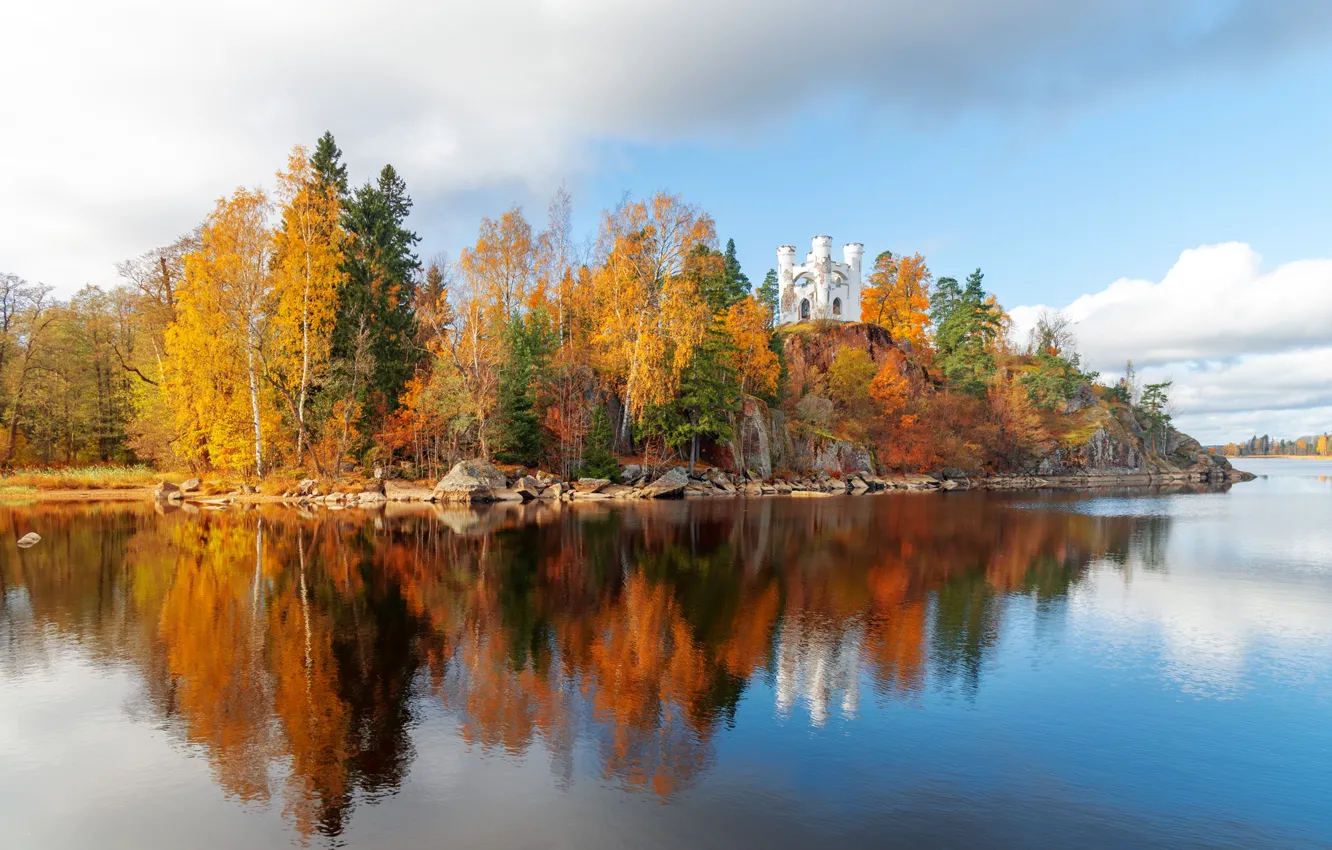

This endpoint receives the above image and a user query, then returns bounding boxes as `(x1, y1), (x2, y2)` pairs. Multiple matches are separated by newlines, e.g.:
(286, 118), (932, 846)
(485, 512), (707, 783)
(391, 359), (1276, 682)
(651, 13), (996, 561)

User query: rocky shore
(145, 452), (1253, 512)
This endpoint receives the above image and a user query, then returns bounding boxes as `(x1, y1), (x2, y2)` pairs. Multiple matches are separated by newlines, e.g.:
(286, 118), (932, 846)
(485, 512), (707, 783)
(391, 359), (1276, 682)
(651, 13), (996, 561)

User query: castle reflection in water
(1, 492), (1175, 841)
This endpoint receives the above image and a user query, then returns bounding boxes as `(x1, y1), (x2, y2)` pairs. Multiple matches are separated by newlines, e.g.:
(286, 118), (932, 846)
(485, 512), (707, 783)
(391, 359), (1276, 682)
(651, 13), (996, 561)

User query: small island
(0, 135), (1247, 501)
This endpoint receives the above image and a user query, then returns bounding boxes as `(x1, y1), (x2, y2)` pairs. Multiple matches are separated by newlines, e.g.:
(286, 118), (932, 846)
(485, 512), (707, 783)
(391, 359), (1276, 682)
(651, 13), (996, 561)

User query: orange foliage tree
(723, 295), (780, 399)
(588, 193), (713, 441)
(860, 250), (932, 352)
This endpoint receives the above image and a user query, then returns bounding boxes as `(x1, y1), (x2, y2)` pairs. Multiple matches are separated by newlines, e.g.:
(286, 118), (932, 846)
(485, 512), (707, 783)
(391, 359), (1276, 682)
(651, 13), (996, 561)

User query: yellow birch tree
(166, 188), (276, 474)
(269, 146), (347, 469)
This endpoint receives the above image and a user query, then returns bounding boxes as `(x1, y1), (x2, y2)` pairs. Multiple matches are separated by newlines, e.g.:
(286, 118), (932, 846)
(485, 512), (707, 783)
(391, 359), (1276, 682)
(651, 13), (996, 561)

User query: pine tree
(722, 238), (750, 307)
(933, 268), (1001, 396)
(581, 406), (620, 480)
(642, 324), (739, 472)
(495, 310), (554, 467)
(756, 269), (779, 328)
(332, 164), (421, 435)
(311, 131), (348, 198)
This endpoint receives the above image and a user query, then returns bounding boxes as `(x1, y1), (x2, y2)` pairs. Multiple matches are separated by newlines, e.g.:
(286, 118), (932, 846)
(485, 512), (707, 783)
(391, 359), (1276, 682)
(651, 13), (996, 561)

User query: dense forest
(0, 133), (1151, 480)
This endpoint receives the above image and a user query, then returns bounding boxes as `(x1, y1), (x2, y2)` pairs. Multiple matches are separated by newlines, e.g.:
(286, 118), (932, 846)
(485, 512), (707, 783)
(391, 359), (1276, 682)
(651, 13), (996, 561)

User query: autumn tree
(268, 146), (347, 468)
(0, 277), (57, 465)
(989, 367), (1048, 467)
(166, 188), (276, 474)
(861, 250), (932, 352)
(458, 207), (536, 324)
(724, 296), (779, 400)
(588, 193), (713, 445)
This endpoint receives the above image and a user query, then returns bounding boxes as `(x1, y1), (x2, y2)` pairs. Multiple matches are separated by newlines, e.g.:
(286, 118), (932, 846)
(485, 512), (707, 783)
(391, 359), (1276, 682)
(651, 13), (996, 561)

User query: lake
(1, 458), (1329, 849)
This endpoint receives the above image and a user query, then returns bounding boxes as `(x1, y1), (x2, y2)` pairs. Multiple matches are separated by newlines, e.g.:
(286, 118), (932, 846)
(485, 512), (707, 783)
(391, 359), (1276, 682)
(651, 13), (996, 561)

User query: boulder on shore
(384, 480), (433, 501)
(642, 466), (689, 499)
(179, 477), (202, 493)
(432, 459), (508, 503)
(513, 475), (545, 500)
(153, 481), (182, 502)
(17, 532), (40, 548)
(574, 478), (611, 494)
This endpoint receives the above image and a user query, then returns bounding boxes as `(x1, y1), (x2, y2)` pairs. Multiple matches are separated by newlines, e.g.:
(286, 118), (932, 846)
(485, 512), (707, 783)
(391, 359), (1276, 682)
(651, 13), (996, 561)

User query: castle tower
(774, 235), (862, 326)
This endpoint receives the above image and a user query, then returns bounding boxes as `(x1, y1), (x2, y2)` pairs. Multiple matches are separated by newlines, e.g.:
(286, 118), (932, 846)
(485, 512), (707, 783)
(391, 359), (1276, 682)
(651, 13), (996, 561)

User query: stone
(642, 466), (689, 499)
(240, 484), (256, 495)
(572, 490), (610, 501)
(513, 475), (544, 500)
(296, 478), (319, 496)
(601, 484), (636, 499)
(359, 490), (387, 503)
(490, 488), (526, 502)
(385, 480), (434, 501)
(153, 481), (182, 502)
(574, 478), (611, 494)
(432, 459), (507, 503)
(849, 476), (870, 494)
(179, 477), (202, 493)
(620, 464), (642, 481)
(16, 532), (40, 548)
(539, 482), (565, 500)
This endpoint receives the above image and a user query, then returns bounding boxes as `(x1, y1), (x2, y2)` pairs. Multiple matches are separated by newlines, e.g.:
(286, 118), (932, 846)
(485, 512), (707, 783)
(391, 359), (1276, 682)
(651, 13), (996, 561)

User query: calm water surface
(1, 458), (1329, 849)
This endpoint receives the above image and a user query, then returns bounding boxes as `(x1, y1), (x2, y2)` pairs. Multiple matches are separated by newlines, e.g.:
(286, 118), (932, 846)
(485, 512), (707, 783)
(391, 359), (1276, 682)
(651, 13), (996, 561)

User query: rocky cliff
(724, 321), (1249, 488)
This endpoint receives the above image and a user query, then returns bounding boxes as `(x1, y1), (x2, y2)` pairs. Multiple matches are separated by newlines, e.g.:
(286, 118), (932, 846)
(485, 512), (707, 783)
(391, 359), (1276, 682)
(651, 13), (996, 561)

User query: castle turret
(843, 243), (864, 273)
(812, 235), (833, 263)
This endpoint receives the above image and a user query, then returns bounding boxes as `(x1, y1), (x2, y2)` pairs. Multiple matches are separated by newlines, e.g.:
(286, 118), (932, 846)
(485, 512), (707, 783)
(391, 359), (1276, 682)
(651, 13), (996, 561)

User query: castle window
(832, 297), (842, 316)
(799, 298), (811, 320)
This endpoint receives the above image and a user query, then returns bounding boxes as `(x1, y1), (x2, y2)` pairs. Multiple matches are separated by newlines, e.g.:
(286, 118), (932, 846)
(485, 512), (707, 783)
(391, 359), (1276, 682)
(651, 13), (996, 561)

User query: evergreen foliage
(332, 164), (422, 423)
(311, 131), (348, 198)
(756, 268), (779, 328)
(932, 268), (1002, 396)
(580, 406), (620, 480)
(495, 310), (555, 466)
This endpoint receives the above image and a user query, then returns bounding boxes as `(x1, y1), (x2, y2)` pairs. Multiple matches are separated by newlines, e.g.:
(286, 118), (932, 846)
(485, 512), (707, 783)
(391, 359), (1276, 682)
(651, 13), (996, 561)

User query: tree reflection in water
(0, 493), (1158, 842)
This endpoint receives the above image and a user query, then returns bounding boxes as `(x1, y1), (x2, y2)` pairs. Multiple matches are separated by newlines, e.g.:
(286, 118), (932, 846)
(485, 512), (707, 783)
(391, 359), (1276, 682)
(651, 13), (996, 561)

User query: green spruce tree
(932, 268), (1002, 396)
(495, 310), (555, 467)
(311, 131), (348, 198)
(722, 238), (750, 306)
(756, 268), (779, 328)
(581, 406), (620, 480)
(332, 164), (422, 432)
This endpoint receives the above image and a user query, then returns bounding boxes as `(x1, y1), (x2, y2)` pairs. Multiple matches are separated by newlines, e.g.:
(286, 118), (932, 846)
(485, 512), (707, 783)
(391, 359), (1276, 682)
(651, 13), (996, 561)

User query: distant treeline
(1220, 434), (1332, 457)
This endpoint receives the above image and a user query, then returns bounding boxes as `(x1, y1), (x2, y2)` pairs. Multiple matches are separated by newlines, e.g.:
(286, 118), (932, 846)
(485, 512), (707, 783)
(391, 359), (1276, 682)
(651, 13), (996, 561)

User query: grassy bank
(0, 465), (184, 493)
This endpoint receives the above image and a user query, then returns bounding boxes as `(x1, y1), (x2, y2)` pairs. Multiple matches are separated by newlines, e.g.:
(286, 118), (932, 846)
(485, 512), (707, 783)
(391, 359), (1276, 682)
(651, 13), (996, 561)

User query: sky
(2, 0), (1330, 444)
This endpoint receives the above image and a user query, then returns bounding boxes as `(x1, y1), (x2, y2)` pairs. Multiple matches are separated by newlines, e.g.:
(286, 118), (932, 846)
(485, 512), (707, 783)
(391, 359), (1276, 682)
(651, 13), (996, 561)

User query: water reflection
(0, 493), (1240, 842)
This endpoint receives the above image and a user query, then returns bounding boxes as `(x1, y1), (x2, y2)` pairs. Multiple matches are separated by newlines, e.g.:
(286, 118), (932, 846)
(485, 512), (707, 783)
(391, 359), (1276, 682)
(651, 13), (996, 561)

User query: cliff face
(1033, 400), (1245, 484)
(723, 322), (902, 477)
(780, 322), (908, 399)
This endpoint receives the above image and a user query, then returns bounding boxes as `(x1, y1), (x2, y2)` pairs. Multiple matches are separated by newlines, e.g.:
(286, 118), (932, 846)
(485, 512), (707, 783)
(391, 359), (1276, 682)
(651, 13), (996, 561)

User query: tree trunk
(246, 346), (264, 477)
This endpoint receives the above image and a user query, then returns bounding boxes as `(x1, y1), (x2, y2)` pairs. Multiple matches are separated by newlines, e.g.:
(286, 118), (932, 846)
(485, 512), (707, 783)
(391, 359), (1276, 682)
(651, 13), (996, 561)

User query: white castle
(776, 235), (864, 326)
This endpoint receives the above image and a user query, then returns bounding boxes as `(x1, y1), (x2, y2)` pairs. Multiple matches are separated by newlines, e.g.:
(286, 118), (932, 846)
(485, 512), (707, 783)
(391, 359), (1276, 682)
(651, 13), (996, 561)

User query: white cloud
(1011, 243), (1332, 443)
(3, 1), (1330, 290)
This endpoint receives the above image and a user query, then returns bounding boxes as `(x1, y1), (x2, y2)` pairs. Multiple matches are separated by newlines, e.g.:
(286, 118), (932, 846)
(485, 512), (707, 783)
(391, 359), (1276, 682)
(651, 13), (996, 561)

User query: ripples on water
(0, 458), (1329, 849)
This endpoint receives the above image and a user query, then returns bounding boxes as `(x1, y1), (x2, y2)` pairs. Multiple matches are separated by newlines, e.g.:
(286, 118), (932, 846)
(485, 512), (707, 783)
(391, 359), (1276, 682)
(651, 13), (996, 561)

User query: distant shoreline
(1226, 455), (1332, 460)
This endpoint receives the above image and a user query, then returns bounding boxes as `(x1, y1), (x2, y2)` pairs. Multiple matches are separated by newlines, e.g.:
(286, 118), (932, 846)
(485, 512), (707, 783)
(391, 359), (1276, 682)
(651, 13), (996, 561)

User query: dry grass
(0, 465), (184, 491)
